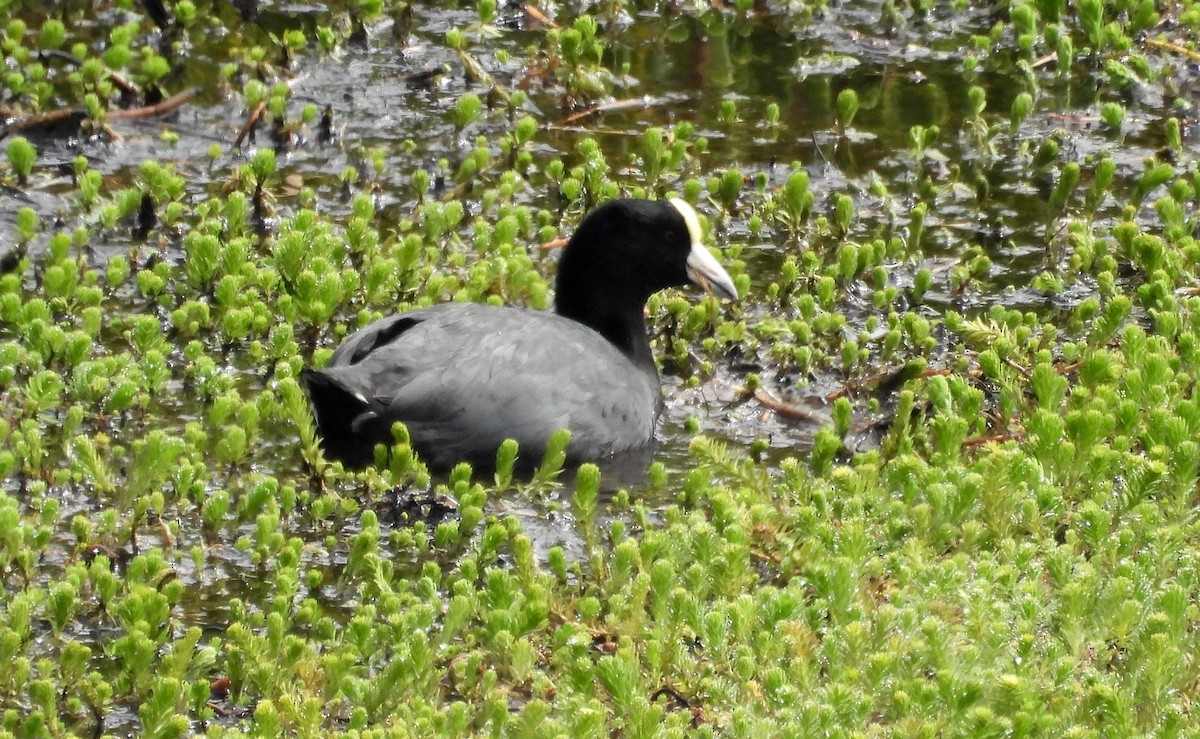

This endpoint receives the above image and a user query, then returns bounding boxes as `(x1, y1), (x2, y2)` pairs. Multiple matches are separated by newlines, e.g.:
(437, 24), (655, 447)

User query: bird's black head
(553, 198), (737, 364)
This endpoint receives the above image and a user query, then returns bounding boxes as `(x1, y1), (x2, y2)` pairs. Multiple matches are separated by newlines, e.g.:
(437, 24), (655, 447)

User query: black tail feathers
(300, 369), (389, 468)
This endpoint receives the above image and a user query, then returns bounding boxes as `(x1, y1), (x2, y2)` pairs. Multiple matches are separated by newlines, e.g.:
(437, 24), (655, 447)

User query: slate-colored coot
(301, 198), (737, 471)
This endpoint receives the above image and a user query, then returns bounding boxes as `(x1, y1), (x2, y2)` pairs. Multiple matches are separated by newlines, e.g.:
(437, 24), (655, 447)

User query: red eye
(664, 230), (676, 241)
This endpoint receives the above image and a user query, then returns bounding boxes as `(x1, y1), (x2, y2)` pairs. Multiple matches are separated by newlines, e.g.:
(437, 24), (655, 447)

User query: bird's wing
(321, 304), (659, 469)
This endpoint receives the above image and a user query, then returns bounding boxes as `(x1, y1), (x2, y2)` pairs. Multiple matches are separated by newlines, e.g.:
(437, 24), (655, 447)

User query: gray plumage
(304, 304), (660, 469)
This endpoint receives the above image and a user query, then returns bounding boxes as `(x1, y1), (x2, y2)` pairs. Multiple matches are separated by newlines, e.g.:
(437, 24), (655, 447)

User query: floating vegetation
(3, 0), (1200, 734)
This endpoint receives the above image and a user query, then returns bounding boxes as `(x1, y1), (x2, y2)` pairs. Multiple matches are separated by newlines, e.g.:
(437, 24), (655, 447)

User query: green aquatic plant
(530, 428), (570, 489)
(6, 0), (1200, 735)
(1083, 155), (1116, 219)
(14, 207), (38, 246)
(5, 137), (36, 186)
(776, 166), (813, 239)
(548, 15), (613, 106)
(451, 92), (483, 131)
(709, 168), (744, 216)
(1047, 160), (1080, 238)
(832, 193), (854, 237)
(764, 101), (782, 129)
(906, 123), (939, 165)
(1131, 160), (1174, 209)
(835, 88), (858, 136)
(719, 98), (738, 125)
(1010, 91), (1032, 134)
(467, 0), (502, 40)
(1101, 101), (1125, 138)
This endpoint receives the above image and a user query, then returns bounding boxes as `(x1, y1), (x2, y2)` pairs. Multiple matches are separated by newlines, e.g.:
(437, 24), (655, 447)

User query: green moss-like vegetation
(5, 0), (1200, 735)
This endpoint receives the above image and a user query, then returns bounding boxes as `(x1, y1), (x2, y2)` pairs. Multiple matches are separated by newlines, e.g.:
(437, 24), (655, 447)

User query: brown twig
(1003, 358), (1029, 376)
(824, 362), (916, 401)
(108, 86), (199, 120)
(157, 517), (174, 547)
(0, 87), (197, 139)
(37, 49), (141, 98)
(524, 3), (559, 28)
(558, 95), (668, 125)
(824, 385), (849, 402)
(961, 431), (1025, 449)
(751, 388), (827, 422)
(0, 108), (87, 139)
(109, 71), (142, 100)
(1030, 52), (1058, 69)
(1144, 37), (1200, 64)
(749, 547), (782, 565)
(233, 100), (266, 149)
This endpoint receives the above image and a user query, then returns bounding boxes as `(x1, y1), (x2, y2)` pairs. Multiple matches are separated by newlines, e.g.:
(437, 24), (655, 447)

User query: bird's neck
(556, 293), (657, 373)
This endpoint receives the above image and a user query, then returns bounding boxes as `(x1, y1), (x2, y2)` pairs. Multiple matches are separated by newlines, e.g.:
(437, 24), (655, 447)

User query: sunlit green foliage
(3, 0), (1200, 735)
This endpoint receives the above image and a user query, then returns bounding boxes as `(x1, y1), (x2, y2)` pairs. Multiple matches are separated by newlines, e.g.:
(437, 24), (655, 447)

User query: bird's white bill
(685, 241), (738, 301)
(669, 197), (738, 301)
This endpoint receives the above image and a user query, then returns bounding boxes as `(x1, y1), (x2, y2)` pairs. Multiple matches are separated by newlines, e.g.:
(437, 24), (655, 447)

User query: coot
(301, 198), (737, 470)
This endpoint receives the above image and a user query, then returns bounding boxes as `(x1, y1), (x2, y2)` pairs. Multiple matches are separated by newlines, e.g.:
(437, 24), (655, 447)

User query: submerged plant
(4, 1), (1200, 736)
(5, 136), (36, 186)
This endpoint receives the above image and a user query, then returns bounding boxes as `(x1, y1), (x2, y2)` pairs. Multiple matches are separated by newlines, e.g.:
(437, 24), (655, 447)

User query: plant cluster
(2, 0), (1200, 735)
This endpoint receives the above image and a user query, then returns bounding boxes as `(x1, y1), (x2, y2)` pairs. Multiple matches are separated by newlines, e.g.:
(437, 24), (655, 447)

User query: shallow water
(1, 2), (1190, 731)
